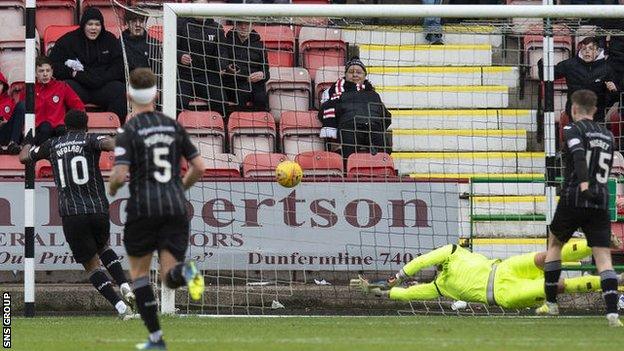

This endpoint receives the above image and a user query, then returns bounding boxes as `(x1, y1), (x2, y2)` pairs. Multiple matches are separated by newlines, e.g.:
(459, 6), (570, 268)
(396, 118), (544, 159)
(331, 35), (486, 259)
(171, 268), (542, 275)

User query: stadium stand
(0, 154), (24, 177)
(87, 112), (121, 135)
(249, 25), (295, 67)
(242, 152), (287, 178)
(298, 27), (346, 79)
(279, 110), (324, 159)
(265, 66), (311, 122)
(178, 110), (225, 156)
(346, 152), (396, 178)
(0, 0), (24, 28)
(34, 159), (53, 179)
(202, 153), (242, 178)
(228, 111), (276, 160)
(36, 0), (76, 36)
(43, 25), (78, 55)
(294, 150), (343, 177)
(99, 150), (114, 177)
(313, 65), (343, 108)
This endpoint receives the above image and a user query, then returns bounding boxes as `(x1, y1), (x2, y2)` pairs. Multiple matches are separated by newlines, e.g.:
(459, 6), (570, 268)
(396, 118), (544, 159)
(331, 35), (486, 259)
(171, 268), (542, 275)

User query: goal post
(148, 3), (624, 315)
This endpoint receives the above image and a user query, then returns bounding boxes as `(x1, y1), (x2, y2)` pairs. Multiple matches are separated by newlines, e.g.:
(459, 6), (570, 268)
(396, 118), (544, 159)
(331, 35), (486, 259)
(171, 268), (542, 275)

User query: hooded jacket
(543, 52), (619, 122)
(49, 7), (125, 89)
(318, 78), (391, 131)
(0, 72), (16, 122)
(176, 17), (228, 80)
(222, 29), (270, 87)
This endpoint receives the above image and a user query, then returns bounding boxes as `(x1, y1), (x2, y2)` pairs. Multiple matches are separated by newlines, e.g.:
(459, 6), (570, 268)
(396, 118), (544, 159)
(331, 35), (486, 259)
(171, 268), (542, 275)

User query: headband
(128, 85), (157, 105)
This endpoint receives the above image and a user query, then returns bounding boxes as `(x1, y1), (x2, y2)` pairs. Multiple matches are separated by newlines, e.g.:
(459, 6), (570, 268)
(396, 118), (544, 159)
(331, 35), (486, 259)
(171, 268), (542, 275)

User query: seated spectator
(0, 72), (24, 154)
(540, 37), (619, 123)
(122, 9), (160, 73)
(49, 7), (127, 123)
(318, 57), (392, 162)
(27, 56), (85, 145)
(222, 21), (269, 112)
(177, 0), (228, 116)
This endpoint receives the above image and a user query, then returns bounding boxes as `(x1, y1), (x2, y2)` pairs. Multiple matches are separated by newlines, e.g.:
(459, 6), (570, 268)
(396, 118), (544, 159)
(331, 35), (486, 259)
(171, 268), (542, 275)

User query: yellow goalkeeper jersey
(435, 247), (499, 303)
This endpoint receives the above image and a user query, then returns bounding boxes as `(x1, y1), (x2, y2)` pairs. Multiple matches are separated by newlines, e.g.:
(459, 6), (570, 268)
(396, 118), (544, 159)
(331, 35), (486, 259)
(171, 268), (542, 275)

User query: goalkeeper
(351, 239), (622, 310)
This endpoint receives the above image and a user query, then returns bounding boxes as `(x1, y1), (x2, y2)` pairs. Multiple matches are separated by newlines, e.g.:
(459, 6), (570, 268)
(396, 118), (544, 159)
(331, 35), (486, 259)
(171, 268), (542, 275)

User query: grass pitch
(10, 315), (624, 351)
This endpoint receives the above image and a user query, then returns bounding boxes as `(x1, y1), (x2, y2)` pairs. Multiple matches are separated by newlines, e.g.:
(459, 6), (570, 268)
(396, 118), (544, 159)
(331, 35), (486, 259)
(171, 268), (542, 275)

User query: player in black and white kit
(536, 90), (622, 327)
(19, 109), (136, 320)
(108, 68), (205, 350)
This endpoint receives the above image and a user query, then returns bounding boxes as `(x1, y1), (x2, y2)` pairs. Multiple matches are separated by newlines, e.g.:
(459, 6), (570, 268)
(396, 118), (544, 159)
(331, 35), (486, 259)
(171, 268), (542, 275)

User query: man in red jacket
(26, 56), (85, 145)
(0, 72), (24, 154)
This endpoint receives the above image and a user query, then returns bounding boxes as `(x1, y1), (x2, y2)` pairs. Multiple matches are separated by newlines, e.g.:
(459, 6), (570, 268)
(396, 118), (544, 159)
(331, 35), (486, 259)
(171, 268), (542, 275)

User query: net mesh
(106, 2), (624, 316)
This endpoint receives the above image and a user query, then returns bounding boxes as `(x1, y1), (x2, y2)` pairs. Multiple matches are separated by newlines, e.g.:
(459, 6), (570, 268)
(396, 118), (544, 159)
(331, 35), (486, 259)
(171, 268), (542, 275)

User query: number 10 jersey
(114, 111), (199, 222)
(29, 132), (109, 217)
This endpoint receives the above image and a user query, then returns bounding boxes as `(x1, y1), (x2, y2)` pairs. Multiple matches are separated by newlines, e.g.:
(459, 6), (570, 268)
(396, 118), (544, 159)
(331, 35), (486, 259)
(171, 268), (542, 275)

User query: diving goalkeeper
(351, 239), (623, 312)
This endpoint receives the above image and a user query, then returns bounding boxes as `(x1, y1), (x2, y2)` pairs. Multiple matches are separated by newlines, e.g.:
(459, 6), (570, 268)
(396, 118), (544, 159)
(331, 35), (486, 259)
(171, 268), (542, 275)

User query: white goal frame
(159, 3), (624, 314)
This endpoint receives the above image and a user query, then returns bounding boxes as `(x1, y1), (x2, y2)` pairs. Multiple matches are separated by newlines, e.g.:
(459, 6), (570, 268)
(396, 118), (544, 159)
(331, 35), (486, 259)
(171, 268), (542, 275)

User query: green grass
(10, 315), (624, 351)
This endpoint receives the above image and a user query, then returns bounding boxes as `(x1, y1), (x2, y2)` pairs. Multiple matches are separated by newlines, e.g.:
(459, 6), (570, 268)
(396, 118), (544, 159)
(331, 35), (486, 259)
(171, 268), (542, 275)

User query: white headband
(128, 85), (157, 105)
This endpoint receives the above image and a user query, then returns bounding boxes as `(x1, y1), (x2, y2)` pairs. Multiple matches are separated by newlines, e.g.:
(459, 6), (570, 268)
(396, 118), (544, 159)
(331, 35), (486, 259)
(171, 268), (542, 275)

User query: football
(275, 160), (303, 188)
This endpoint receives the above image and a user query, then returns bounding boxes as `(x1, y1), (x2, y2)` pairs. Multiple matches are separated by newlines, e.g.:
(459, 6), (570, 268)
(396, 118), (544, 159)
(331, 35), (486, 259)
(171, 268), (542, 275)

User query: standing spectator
(540, 37), (619, 123)
(423, 0), (443, 45)
(25, 56), (85, 145)
(177, 0), (228, 116)
(222, 21), (270, 112)
(318, 57), (392, 162)
(48, 7), (127, 123)
(122, 10), (152, 73)
(0, 72), (24, 153)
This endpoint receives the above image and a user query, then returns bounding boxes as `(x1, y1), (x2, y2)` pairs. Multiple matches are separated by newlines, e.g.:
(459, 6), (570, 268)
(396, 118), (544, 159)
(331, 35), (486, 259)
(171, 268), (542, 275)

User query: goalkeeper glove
(580, 189), (600, 204)
(349, 275), (386, 297)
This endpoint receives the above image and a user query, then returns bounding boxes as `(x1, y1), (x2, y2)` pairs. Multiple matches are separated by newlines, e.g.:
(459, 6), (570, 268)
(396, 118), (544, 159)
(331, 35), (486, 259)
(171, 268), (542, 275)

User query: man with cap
(49, 6), (128, 124)
(318, 57), (392, 162)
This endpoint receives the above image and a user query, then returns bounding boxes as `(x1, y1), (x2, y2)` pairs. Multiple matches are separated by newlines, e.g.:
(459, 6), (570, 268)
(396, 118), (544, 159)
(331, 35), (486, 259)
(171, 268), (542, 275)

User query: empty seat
(87, 112), (120, 135)
(298, 27), (346, 79)
(202, 153), (241, 178)
(242, 152), (287, 178)
(35, 160), (53, 179)
(0, 155), (24, 177)
(295, 150), (343, 177)
(99, 151), (115, 177)
(36, 0), (77, 36)
(346, 152), (396, 178)
(43, 25), (78, 55)
(314, 66), (344, 108)
(179, 110), (225, 156)
(280, 110), (324, 159)
(0, 1), (24, 29)
(253, 25), (295, 67)
(228, 111), (276, 160)
(265, 67), (311, 122)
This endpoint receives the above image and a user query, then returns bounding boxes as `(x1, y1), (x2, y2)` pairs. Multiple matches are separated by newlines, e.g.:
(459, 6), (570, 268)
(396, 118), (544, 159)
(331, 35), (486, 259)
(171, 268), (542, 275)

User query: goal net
(106, 2), (624, 316)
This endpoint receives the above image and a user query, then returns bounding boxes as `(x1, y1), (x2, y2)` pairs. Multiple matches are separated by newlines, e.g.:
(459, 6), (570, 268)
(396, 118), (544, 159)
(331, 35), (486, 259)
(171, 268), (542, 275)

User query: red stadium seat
(524, 31), (572, 80)
(35, 160), (53, 179)
(36, 0), (76, 36)
(280, 110), (324, 159)
(178, 110), (225, 156)
(346, 152), (396, 178)
(295, 150), (343, 177)
(87, 112), (120, 135)
(242, 152), (287, 178)
(99, 151), (115, 177)
(0, 1), (24, 29)
(265, 67), (311, 122)
(202, 153), (241, 178)
(253, 25), (295, 67)
(298, 27), (346, 79)
(0, 154), (24, 177)
(228, 111), (276, 160)
(43, 25), (78, 55)
(314, 65), (344, 108)
(147, 25), (163, 42)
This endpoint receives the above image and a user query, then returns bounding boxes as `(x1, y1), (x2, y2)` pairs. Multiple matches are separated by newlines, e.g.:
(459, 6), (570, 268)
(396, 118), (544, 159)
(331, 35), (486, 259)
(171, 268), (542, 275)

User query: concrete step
(389, 109), (536, 131)
(409, 173), (544, 180)
(392, 152), (543, 174)
(470, 221), (548, 238)
(392, 129), (526, 152)
(343, 25), (503, 46)
(379, 85), (508, 109)
(359, 44), (493, 67)
(367, 66), (518, 87)
(462, 238), (547, 259)
(470, 195), (549, 216)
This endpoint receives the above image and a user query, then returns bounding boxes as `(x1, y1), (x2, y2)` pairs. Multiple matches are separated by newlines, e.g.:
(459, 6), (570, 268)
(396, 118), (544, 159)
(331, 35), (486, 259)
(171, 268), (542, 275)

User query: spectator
(49, 7), (127, 123)
(222, 21), (270, 112)
(177, 0), (228, 116)
(423, 0), (443, 45)
(318, 57), (392, 162)
(25, 56), (85, 145)
(540, 37), (619, 123)
(122, 9), (159, 73)
(0, 72), (24, 154)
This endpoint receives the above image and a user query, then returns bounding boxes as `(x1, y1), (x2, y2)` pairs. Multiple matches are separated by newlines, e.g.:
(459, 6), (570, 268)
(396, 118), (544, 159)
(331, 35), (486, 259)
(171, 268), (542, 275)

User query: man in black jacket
(49, 7), (127, 124)
(122, 10), (160, 73)
(318, 57), (392, 162)
(222, 21), (270, 111)
(177, 6), (228, 116)
(542, 37), (619, 123)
